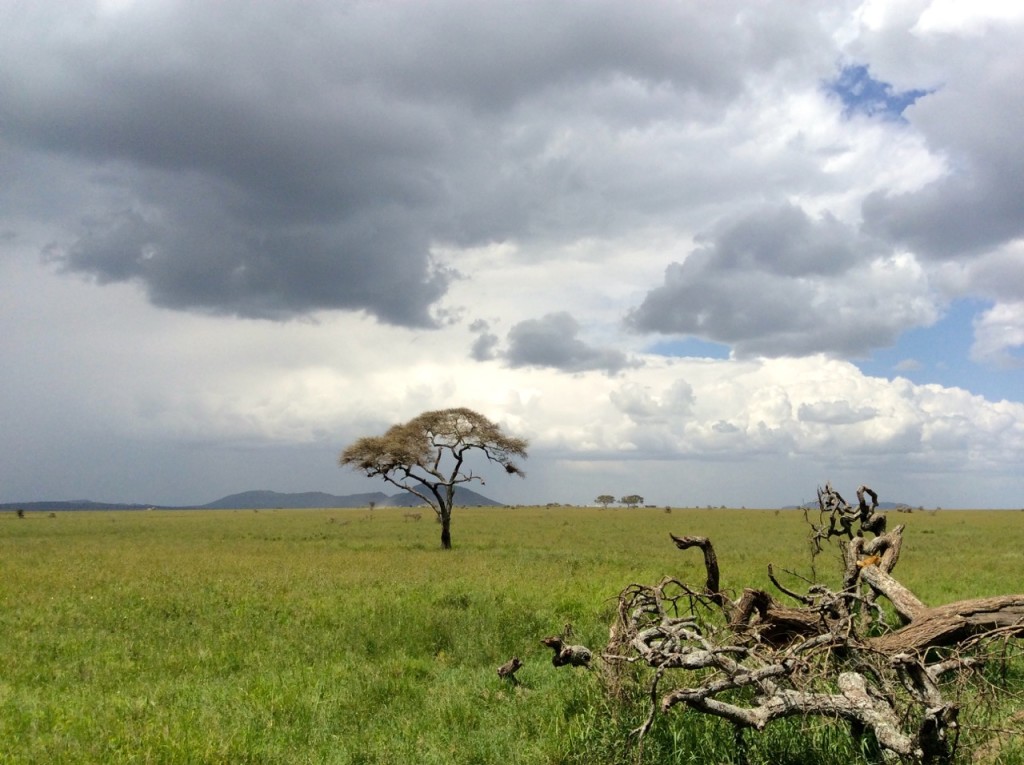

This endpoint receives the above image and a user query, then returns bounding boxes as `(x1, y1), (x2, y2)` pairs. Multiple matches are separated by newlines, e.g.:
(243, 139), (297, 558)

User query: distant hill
(387, 487), (499, 507)
(1, 486), (504, 512)
(201, 487), (501, 509)
(198, 490), (392, 509)
(785, 501), (915, 511)
(0, 499), (154, 512)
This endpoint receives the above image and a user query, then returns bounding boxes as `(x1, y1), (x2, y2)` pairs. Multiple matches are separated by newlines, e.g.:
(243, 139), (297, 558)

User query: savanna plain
(1, 505), (1022, 764)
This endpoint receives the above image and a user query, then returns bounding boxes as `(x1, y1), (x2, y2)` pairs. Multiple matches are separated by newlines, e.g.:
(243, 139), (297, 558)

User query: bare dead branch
(767, 563), (814, 605)
(604, 483), (1024, 763)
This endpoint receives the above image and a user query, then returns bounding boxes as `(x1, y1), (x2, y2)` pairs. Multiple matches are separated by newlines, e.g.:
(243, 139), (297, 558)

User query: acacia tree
(594, 494), (615, 508)
(339, 407), (527, 549)
(619, 494), (644, 508)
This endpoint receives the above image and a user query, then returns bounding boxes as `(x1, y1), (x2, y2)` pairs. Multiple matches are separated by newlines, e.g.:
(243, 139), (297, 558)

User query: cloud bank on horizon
(1, 0), (1022, 508)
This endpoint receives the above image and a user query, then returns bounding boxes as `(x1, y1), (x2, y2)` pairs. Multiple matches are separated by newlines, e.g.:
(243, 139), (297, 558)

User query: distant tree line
(594, 494), (644, 508)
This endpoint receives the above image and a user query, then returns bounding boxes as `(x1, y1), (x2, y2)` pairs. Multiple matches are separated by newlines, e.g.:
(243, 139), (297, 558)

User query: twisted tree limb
(605, 484), (1024, 763)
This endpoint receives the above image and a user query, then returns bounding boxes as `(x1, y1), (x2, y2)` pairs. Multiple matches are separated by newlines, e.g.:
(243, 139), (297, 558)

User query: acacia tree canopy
(339, 407), (528, 549)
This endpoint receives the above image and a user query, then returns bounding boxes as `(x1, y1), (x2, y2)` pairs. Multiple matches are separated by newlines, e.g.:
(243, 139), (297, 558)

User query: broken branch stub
(605, 484), (1024, 763)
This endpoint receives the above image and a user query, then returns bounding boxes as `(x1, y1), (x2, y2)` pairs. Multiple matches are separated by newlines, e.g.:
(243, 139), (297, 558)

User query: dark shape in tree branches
(339, 407), (527, 549)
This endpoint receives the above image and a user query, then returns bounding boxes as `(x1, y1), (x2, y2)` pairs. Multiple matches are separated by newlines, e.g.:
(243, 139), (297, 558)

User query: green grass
(1, 506), (1021, 763)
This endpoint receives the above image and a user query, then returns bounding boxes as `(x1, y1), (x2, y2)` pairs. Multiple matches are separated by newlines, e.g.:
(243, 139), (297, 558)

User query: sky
(2, 0), (1023, 509)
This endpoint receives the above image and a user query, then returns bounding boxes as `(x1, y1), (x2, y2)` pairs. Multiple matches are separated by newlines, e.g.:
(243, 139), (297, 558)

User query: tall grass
(1, 506), (1021, 763)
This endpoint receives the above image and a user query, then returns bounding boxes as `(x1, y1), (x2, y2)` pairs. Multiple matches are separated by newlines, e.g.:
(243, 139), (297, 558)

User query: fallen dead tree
(604, 484), (1024, 763)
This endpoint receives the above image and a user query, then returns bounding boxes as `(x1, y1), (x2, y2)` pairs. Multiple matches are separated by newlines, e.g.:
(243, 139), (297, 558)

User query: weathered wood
(859, 564), (927, 622)
(870, 595), (1024, 653)
(605, 484), (1024, 763)
(728, 588), (828, 645)
(669, 534), (726, 607)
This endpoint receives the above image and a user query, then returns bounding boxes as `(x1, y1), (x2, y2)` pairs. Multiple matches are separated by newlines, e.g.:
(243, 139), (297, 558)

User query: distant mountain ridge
(785, 501), (915, 511)
(0, 499), (154, 512)
(1, 487), (503, 511)
(198, 487), (501, 509)
(198, 490), (390, 509)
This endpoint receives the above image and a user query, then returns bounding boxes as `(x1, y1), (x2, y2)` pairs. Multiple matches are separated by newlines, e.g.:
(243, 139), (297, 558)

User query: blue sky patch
(827, 64), (930, 121)
(855, 299), (1022, 402)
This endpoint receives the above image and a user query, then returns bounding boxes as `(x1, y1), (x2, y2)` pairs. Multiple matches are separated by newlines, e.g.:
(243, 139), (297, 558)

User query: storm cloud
(625, 203), (937, 358)
(504, 312), (635, 374)
(2, 2), (1023, 509)
(0, 0), (834, 324)
(860, 25), (1024, 263)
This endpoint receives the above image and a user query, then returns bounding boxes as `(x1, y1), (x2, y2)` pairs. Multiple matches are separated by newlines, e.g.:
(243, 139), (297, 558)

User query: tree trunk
(868, 594), (1024, 653)
(440, 508), (452, 549)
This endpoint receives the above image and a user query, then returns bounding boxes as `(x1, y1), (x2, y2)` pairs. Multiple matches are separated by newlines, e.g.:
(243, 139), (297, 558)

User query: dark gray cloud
(696, 204), (861, 277)
(470, 333), (500, 362)
(504, 312), (634, 374)
(45, 198), (450, 323)
(625, 203), (930, 358)
(0, 1), (831, 324)
(861, 30), (1024, 264)
(4, 1), (1021, 361)
(2, 2), (1024, 512)
(468, 319), (500, 361)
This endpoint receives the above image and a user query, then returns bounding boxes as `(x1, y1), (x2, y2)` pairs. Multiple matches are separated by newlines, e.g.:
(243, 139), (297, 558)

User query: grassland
(1, 506), (1022, 764)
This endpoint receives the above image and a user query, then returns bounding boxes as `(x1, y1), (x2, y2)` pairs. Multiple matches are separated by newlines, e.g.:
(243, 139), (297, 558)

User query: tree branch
(604, 483), (1024, 763)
